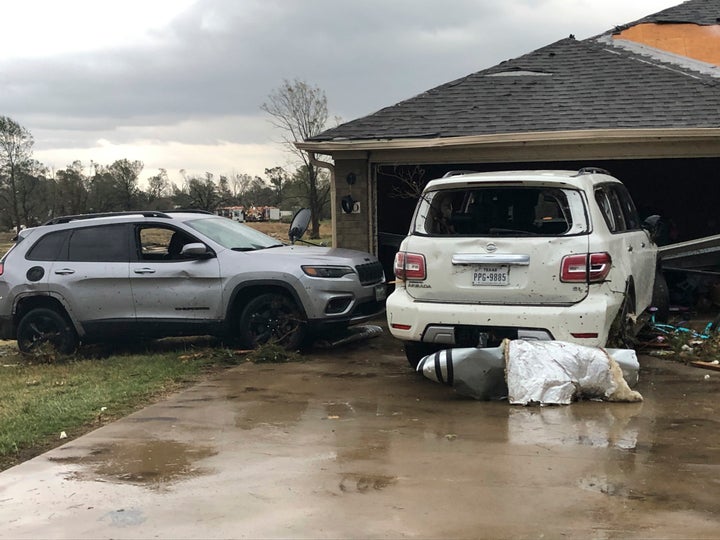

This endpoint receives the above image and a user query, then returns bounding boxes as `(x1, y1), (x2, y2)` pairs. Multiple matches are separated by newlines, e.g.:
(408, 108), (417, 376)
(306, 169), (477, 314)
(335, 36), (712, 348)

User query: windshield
(185, 217), (283, 250)
(414, 186), (588, 237)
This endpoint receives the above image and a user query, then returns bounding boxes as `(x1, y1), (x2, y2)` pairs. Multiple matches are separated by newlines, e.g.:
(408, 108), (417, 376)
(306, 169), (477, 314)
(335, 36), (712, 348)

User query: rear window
(413, 186), (588, 237)
(26, 230), (69, 261)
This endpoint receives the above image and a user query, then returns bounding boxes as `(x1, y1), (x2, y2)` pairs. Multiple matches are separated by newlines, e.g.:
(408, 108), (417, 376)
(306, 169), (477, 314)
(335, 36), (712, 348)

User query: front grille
(355, 261), (384, 285)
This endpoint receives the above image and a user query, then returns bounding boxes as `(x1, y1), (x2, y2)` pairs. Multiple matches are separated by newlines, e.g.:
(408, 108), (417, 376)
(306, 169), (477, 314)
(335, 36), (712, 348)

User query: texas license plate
(472, 266), (509, 286)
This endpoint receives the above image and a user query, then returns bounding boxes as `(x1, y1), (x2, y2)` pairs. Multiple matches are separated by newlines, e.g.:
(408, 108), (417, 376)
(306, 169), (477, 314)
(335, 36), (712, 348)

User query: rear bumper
(386, 287), (622, 348)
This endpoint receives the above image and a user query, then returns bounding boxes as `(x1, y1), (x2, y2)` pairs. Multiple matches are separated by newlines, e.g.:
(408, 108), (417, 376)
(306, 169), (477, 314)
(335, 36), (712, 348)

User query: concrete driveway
(1, 328), (719, 539)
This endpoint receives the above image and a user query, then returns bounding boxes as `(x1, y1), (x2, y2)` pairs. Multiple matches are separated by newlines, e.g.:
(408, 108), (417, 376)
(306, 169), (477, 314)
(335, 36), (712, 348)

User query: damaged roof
(309, 0), (720, 144)
(630, 0), (720, 26)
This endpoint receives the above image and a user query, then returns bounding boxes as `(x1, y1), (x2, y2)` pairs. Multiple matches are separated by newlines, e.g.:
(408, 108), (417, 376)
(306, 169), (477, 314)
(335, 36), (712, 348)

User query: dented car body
(386, 168), (660, 366)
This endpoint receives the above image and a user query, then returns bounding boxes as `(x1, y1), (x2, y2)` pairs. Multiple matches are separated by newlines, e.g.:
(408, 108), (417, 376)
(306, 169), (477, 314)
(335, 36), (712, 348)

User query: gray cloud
(0, 0), (677, 167)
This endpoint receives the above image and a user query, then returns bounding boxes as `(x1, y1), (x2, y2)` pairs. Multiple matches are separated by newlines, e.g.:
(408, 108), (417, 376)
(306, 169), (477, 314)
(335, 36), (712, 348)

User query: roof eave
(296, 128), (720, 154)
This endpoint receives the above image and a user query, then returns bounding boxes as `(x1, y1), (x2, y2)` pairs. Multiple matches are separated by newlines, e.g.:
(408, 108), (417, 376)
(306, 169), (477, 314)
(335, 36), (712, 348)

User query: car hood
(224, 244), (377, 264)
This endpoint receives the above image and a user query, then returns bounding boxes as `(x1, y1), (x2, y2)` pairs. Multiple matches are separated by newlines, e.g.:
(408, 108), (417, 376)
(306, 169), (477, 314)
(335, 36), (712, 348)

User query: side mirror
(289, 208), (311, 244)
(642, 215), (665, 244)
(181, 243), (214, 258)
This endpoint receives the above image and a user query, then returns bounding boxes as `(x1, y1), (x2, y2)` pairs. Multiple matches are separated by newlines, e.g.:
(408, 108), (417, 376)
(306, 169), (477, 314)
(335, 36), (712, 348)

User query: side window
(595, 188), (617, 233)
(138, 227), (195, 261)
(67, 224), (130, 262)
(26, 230), (70, 261)
(612, 185), (641, 230)
(606, 189), (627, 232)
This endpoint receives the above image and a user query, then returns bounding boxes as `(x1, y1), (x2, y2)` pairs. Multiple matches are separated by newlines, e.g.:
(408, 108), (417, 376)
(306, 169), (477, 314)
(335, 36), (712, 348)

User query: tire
(607, 287), (636, 348)
(404, 341), (444, 370)
(17, 308), (78, 355)
(651, 270), (670, 323)
(236, 293), (306, 350)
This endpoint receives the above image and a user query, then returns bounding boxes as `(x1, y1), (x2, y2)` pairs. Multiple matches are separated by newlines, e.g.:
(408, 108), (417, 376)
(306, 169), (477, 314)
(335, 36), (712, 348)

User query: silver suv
(0, 210), (386, 354)
(387, 168), (666, 367)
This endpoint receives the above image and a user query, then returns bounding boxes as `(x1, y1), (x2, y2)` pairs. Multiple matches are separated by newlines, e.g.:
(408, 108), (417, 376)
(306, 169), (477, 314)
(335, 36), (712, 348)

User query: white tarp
(505, 340), (642, 405)
(417, 339), (642, 405)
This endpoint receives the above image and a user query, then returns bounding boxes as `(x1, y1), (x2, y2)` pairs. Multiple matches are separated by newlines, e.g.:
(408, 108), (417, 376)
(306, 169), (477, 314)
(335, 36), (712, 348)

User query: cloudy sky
(1, 0), (679, 184)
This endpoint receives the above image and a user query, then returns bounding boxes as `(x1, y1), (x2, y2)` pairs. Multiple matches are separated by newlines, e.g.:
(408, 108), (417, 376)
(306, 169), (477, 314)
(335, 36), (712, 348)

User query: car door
(129, 224), (223, 324)
(47, 223), (135, 335)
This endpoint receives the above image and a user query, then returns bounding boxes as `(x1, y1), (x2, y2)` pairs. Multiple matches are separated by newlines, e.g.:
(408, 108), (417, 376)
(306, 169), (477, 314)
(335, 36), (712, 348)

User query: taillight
(0, 261), (4, 276)
(394, 252), (426, 280)
(560, 252), (611, 283)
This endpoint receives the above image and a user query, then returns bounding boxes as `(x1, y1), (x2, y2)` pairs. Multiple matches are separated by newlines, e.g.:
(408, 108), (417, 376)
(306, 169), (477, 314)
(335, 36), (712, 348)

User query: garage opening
(376, 157), (720, 301)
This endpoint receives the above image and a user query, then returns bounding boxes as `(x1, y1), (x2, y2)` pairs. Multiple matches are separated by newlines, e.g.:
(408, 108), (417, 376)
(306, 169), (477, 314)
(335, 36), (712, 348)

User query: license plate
(375, 284), (387, 301)
(472, 266), (509, 286)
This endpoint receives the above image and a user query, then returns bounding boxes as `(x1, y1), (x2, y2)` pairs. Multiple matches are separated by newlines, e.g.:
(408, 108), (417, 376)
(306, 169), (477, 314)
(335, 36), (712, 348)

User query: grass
(246, 219), (333, 247)
(0, 217), (333, 472)
(1, 231), (13, 257)
(0, 342), (245, 472)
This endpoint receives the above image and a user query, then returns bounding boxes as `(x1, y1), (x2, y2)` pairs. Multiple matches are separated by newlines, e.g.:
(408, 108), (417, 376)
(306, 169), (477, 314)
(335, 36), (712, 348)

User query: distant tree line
(0, 115), (331, 232)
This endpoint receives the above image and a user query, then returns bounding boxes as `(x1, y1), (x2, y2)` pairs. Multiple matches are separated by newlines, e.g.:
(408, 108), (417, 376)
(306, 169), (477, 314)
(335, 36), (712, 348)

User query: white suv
(386, 168), (665, 366)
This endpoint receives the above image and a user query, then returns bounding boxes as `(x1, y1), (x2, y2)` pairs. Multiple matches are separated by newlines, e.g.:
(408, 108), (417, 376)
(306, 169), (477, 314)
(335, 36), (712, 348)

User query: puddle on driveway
(50, 440), (217, 490)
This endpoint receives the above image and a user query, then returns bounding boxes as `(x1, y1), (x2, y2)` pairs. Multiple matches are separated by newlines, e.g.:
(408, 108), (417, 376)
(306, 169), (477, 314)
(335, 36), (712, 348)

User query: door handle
(54, 268), (75, 275)
(134, 268), (156, 274)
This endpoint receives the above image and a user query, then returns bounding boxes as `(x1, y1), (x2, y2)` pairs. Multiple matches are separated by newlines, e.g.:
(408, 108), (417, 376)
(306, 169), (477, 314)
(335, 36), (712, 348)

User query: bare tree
(265, 166), (289, 206)
(0, 116), (34, 232)
(229, 172), (255, 200)
(379, 165), (428, 199)
(262, 79), (328, 238)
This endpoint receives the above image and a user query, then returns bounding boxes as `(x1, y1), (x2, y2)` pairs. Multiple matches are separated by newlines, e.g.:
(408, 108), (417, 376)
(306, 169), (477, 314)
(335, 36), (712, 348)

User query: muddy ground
(1, 327), (719, 539)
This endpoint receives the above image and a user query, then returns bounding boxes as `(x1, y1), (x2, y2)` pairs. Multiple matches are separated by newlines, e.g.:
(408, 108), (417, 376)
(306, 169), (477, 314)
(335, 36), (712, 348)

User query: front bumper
(0, 315), (14, 340)
(386, 287), (622, 348)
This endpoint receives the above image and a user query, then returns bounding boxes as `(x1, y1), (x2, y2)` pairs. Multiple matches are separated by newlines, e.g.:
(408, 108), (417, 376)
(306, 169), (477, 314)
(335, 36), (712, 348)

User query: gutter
(296, 127), (720, 154)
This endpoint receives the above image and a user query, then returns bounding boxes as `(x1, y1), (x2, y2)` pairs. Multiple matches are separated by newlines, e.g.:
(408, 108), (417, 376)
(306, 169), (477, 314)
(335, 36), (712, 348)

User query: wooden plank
(690, 360), (720, 372)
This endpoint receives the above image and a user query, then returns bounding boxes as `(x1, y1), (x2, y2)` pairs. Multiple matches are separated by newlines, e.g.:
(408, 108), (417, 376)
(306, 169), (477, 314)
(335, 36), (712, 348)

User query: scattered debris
(690, 360), (720, 372)
(314, 325), (383, 349)
(417, 339), (641, 405)
(245, 343), (302, 364)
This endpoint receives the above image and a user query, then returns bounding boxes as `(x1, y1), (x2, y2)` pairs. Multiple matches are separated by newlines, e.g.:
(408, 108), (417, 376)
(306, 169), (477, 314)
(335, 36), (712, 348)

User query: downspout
(307, 152), (337, 248)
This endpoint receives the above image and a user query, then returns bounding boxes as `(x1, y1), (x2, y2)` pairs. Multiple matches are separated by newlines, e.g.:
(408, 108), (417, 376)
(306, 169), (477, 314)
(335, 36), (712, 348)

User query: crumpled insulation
(504, 339), (642, 405)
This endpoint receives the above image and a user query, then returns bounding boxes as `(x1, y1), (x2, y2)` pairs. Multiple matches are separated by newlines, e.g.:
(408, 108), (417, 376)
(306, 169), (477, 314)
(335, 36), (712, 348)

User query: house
(296, 0), (720, 279)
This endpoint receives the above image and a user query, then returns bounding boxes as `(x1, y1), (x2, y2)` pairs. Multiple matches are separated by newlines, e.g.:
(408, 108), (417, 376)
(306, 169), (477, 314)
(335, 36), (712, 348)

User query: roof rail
(165, 209), (214, 215)
(442, 170), (479, 178)
(43, 211), (172, 226)
(575, 167), (611, 176)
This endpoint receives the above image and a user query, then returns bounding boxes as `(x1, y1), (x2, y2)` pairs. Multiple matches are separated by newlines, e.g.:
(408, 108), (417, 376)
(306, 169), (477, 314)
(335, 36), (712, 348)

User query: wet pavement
(1, 329), (719, 539)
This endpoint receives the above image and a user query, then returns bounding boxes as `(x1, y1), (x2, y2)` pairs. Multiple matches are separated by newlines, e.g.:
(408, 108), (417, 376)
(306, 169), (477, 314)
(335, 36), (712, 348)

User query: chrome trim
(451, 254), (530, 266)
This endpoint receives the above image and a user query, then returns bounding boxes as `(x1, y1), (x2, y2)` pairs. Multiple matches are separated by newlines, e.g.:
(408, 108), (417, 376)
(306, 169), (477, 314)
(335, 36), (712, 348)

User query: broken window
(416, 186), (585, 237)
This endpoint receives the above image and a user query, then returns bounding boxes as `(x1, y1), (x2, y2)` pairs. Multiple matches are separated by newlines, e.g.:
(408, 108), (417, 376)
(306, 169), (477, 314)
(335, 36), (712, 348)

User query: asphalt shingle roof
(311, 0), (720, 143)
(632, 0), (720, 26)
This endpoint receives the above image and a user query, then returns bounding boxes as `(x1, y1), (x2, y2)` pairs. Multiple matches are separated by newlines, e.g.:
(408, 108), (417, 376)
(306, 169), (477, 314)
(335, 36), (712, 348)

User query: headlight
(302, 265), (355, 278)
